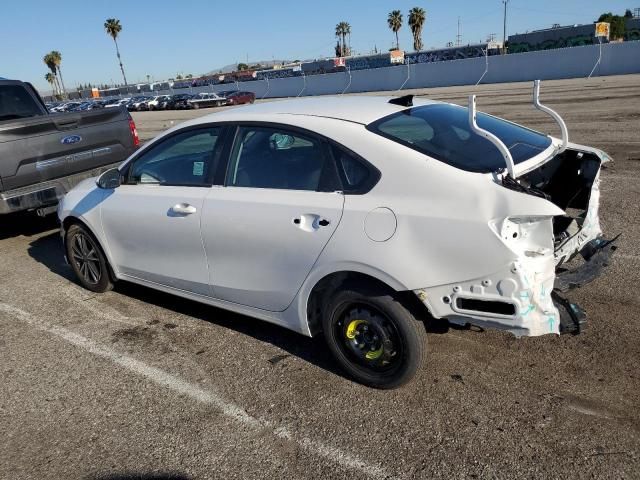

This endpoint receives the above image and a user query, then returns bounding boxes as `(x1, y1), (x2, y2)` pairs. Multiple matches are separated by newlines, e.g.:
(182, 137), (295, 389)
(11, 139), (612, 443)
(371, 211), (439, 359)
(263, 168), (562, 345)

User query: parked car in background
(58, 92), (615, 388)
(219, 90), (255, 106)
(105, 98), (131, 108)
(147, 95), (169, 111)
(127, 96), (150, 111)
(188, 92), (226, 109)
(79, 101), (105, 111)
(172, 94), (195, 110)
(156, 95), (176, 110)
(51, 101), (81, 112)
(0, 78), (139, 216)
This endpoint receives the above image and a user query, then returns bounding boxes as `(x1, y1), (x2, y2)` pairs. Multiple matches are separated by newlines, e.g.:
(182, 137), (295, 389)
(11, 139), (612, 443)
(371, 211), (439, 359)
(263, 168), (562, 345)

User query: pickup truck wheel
(65, 224), (113, 293)
(322, 285), (425, 389)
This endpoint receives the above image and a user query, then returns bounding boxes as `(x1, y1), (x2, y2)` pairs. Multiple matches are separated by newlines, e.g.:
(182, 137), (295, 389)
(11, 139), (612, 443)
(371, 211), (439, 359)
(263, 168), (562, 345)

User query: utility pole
(456, 16), (462, 46)
(502, 0), (509, 54)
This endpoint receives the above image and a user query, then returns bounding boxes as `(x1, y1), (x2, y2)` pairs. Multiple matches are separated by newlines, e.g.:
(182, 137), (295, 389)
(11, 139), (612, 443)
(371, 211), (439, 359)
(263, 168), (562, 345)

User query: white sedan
(58, 85), (615, 388)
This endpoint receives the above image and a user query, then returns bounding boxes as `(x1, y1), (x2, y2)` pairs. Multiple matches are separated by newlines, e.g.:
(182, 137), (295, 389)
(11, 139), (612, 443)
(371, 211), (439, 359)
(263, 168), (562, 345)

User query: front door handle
(171, 203), (197, 215)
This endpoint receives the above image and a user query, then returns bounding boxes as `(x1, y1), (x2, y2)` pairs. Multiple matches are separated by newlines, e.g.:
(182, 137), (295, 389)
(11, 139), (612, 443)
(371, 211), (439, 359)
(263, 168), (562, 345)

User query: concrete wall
(134, 41), (640, 100)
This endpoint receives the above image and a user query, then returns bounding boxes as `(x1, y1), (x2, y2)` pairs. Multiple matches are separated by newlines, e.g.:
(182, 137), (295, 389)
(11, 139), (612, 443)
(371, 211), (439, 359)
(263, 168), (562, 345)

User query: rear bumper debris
(413, 236), (618, 337)
(552, 291), (587, 335)
(555, 236), (619, 292)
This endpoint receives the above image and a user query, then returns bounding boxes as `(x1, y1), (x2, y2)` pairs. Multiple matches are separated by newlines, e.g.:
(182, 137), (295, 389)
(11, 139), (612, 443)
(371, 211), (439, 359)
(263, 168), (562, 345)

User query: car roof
(188, 95), (440, 126)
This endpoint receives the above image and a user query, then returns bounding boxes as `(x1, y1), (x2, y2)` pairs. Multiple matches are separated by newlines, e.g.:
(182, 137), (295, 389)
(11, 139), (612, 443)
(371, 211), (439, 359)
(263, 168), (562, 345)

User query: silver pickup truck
(0, 79), (139, 215)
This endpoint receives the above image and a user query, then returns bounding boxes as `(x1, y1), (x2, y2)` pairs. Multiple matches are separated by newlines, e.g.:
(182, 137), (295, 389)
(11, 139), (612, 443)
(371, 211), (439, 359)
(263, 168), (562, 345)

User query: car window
(0, 85), (44, 121)
(129, 127), (221, 186)
(368, 104), (552, 173)
(226, 126), (330, 191)
(331, 145), (373, 192)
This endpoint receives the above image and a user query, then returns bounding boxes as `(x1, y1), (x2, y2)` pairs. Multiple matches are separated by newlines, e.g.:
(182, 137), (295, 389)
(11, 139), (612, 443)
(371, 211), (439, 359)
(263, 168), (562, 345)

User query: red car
(219, 90), (256, 106)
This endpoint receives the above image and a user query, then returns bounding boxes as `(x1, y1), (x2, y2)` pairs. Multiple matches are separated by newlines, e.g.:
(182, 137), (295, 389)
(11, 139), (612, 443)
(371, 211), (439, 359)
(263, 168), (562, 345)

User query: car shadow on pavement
(28, 231), (448, 380)
(0, 211), (59, 240)
(27, 230), (75, 281)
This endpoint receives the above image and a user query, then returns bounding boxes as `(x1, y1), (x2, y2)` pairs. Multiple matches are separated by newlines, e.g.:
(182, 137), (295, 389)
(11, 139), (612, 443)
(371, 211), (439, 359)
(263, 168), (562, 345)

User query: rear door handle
(171, 203), (197, 215)
(293, 214), (330, 232)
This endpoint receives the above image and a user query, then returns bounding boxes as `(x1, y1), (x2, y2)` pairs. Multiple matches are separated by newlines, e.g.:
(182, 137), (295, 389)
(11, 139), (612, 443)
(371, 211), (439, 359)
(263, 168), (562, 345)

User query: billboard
(334, 57), (346, 68)
(390, 50), (405, 64)
(595, 22), (610, 40)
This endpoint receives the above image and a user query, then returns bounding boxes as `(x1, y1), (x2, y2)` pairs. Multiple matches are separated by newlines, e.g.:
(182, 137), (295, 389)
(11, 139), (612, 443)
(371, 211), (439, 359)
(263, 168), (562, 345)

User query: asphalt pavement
(1, 74), (639, 479)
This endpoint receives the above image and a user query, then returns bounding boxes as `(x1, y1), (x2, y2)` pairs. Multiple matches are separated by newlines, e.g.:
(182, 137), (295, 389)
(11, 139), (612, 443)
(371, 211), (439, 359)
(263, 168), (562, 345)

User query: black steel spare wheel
(322, 285), (425, 389)
(338, 305), (402, 370)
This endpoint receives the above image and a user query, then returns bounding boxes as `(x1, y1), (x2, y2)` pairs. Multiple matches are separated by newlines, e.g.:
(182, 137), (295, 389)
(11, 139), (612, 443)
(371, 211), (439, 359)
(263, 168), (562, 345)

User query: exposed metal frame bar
(468, 94), (516, 178)
(533, 79), (568, 154)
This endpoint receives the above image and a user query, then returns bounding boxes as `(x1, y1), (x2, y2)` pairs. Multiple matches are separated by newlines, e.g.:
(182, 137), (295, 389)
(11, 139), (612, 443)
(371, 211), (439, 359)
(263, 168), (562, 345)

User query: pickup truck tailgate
(0, 107), (135, 192)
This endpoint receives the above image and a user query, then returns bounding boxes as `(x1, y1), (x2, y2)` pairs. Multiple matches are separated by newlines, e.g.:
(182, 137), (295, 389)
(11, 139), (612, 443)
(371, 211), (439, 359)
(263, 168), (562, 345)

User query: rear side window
(368, 104), (552, 173)
(227, 126), (333, 191)
(331, 145), (375, 193)
(0, 85), (43, 121)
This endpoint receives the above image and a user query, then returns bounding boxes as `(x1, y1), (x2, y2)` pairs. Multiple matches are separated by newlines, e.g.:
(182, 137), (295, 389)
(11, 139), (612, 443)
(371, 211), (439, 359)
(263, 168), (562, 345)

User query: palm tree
(43, 53), (62, 96)
(388, 10), (403, 50)
(408, 7), (426, 51)
(104, 18), (128, 85)
(342, 22), (351, 56)
(45, 72), (57, 96)
(335, 21), (351, 57)
(49, 50), (67, 96)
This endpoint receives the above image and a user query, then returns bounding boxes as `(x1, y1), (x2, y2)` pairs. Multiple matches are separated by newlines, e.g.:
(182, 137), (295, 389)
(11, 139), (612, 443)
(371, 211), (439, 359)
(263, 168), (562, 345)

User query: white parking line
(0, 302), (390, 479)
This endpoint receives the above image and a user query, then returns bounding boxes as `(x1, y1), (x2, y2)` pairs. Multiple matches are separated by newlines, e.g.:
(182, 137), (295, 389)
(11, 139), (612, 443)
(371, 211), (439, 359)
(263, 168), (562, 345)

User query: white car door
(100, 126), (224, 296)
(201, 125), (345, 311)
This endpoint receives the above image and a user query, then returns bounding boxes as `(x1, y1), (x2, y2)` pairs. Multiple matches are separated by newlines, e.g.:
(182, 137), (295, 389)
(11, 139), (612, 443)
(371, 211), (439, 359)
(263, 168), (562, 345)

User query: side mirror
(96, 168), (122, 189)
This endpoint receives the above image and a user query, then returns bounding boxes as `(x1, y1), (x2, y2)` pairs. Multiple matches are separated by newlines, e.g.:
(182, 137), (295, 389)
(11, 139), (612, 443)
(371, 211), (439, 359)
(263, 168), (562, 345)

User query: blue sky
(1, 0), (632, 91)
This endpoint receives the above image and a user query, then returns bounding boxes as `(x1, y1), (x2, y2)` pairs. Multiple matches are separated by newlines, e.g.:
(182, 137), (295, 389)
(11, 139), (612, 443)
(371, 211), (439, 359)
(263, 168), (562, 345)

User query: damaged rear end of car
(380, 81), (617, 337)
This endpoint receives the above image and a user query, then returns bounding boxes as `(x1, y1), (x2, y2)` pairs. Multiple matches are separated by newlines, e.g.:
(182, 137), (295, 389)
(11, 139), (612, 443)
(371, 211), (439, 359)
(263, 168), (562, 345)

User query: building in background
(509, 18), (640, 53)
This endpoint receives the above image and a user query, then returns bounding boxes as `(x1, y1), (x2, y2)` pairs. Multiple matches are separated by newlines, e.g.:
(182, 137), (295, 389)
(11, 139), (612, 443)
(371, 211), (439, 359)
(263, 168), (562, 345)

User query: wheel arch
(301, 265), (429, 337)
(62, 215), (117, 282)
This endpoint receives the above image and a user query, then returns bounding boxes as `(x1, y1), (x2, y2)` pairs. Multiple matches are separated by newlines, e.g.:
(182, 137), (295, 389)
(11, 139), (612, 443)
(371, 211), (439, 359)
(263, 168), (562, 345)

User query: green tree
(388, 10), (403, 50)
(185, 73), (193, 79)
(624, 9), (633, 18)
(597, 12), (627, 39)
(104, 18), (128, 85)
(408, 7), (426, 51)
(237, 63), (249, 71)
(176, 74), (183, 80)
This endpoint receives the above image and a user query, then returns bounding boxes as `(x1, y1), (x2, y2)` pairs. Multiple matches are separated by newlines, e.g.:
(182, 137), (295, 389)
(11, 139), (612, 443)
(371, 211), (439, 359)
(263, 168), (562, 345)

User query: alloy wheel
(70, 233), (101, 285)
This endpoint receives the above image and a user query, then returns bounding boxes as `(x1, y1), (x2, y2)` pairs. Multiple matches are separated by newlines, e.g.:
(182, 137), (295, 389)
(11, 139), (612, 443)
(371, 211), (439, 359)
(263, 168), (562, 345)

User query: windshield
(367, 104), (552, 173)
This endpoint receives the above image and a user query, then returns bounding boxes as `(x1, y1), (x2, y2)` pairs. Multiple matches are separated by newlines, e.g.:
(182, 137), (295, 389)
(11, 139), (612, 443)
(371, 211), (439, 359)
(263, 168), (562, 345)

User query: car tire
(322, 283), (425, 389)
(65, 223), (114, 293)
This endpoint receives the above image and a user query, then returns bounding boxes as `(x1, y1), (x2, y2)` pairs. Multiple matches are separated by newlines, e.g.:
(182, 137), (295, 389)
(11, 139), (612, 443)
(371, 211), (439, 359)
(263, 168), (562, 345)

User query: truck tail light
(129, 118), (140, 147)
